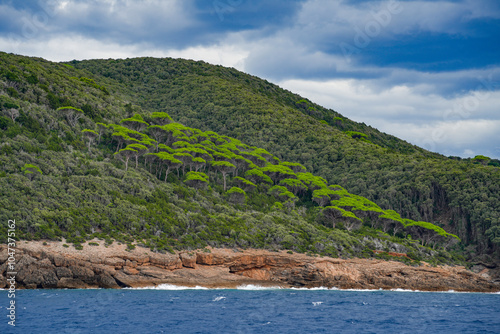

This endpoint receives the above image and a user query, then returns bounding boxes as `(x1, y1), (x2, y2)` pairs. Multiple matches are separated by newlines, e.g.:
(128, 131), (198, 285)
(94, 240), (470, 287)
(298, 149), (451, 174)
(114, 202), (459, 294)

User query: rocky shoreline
(1, 240), (498, 292)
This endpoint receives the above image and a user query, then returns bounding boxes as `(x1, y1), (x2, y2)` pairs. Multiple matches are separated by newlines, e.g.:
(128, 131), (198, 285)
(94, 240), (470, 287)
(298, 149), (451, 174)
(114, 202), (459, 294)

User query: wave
(236, 284), (285, 290)
(213, 296), (226, 301)
(44, 284), (499, 293)
(237, 286), (500, 294)
(125, 284), (209, 290)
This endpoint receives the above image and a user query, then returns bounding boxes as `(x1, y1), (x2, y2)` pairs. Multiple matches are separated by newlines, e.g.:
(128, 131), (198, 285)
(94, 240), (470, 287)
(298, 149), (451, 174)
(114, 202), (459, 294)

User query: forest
(0, 52), (498, 266)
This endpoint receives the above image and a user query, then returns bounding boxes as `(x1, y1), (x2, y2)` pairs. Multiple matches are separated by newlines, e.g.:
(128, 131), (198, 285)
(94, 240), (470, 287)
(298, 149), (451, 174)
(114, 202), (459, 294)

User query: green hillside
(0, 52), (498, 266)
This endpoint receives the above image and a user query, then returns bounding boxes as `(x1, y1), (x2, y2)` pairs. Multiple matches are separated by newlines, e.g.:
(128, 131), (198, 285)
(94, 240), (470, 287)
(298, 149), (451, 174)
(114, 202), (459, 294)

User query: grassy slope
(71, 57), (500, 263)
(0, 52), (498, 265)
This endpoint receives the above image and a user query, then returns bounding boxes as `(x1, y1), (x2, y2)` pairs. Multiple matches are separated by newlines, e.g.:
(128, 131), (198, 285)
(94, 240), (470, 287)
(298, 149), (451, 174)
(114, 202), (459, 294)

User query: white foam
(390, 288), (421, 292)
(290, 286), (333, 291)
(125, 284), (209, 290)
(236, 284), (284, 290)
(117, 284), (500, 293)
(312, 301), (323, 306)
(213, 296), (226, 301)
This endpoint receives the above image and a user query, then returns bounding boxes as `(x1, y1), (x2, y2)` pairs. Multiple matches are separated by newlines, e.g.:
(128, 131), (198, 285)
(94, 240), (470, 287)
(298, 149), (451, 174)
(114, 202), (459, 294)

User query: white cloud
(279, 77), (500, 158)
(387, 119), (500, 157)
(1, 0), (498, 159)
(0, 0), (197, 50)
(166, 44), (249, 70)
(0, 34), (250, 71)
(1, 35), (155, 61)
(294, 0), (500, 40)
(51, 0), (194, 35)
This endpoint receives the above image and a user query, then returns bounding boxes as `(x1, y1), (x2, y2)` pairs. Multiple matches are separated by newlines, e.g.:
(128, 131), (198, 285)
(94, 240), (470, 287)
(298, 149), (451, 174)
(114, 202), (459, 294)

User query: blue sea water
(1, 285), (499, 334)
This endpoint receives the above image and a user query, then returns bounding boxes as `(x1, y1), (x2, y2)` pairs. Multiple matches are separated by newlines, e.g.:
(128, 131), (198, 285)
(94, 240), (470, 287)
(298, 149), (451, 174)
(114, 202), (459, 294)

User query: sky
(1, 0), (499, 159)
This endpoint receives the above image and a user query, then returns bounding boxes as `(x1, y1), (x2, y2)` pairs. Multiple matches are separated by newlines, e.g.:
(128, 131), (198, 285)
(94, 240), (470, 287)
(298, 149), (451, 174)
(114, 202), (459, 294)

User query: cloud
(0, 0), (204, 49)
(279, 77), (500, 158)
(0, 34), (251, 70)
(0, 0), (499, 158)
(386, 119), (500, 158)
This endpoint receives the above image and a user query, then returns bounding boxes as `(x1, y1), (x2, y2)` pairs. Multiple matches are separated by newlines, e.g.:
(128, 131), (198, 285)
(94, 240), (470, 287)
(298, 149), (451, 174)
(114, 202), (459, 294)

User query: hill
(0, 52), (498, 268)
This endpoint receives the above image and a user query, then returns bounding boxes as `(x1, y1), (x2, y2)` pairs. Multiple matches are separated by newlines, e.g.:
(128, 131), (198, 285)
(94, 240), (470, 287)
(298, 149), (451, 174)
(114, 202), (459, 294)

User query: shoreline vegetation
(1, 241), (498, 293)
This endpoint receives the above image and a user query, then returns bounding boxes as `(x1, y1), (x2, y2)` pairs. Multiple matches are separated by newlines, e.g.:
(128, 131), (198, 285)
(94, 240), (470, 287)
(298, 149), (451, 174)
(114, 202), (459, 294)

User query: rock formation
(1, 241), (498, 292)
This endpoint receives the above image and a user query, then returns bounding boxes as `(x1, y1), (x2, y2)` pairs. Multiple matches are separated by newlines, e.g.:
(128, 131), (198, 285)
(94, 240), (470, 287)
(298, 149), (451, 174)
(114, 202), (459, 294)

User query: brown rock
(56, 267), (73, 278)
(17, 254), (37, 268)
(195, 252), (228, 265)
(0, 248), (9, 263)
(138, 266), (170, 279)
(113, 271), (148, 288)
(125, 260), (138, 268)
(180, 253), (197, 269)
(1, 241), (498, 292)
(53, 254), (78, 267)
(16, 264), (37, 284)
(69, 266), (95, 281)
(21, 271), (44, 287)
(40, 268), (59, 288)
(39, 258), (53, 268)
(239, 268), (271, 280)
(92, 264), (116, 276)
(123, 266), (140, 275)
(149, 253), (182, 269)
(104, 257), (126, 269)
(122, 253), (149, 264)
(57, 277), (88, 289)
(96, 274), (120, 289)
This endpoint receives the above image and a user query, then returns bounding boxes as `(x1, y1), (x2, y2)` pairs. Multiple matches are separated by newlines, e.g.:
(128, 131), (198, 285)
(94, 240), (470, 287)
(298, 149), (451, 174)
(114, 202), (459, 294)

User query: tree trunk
(164, 167), (170, 182)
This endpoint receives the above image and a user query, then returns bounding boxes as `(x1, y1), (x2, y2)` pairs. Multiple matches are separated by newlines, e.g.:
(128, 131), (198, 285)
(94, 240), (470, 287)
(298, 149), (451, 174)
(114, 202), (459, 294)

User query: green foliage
(226, 187), (247, 204)
(269, 185), (296, 201)
(472, 155), (491, 165)
(296, 173), (328, 190)
(0, 52), (493, 265)
(151, 112), (174, 124)
(279, 178), (307, 194)
(22, 163), (43, 176)
(233, 176), (256, 190)
(345, 131), (368, 139)
(0, 116), (11, 130)
(227, 186), (246, 195)
(185, 171), (208, 183)
(79, 76), (109, 95)
(211, 160), (236, 169)
(280, 161), (307, 173)
(57, 106), (83, 113)
(82, 129), (98, 135)
(245, 168), (273, 184)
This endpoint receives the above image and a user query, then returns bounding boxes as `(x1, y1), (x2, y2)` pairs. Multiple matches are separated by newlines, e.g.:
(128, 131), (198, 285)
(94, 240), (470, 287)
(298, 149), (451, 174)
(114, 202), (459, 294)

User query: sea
(1, 285), (499, 333)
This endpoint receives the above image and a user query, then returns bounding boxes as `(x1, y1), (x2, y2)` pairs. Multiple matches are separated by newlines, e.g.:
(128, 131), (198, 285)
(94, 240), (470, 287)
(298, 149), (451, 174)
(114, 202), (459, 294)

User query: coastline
(1, 240), (498, 292)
